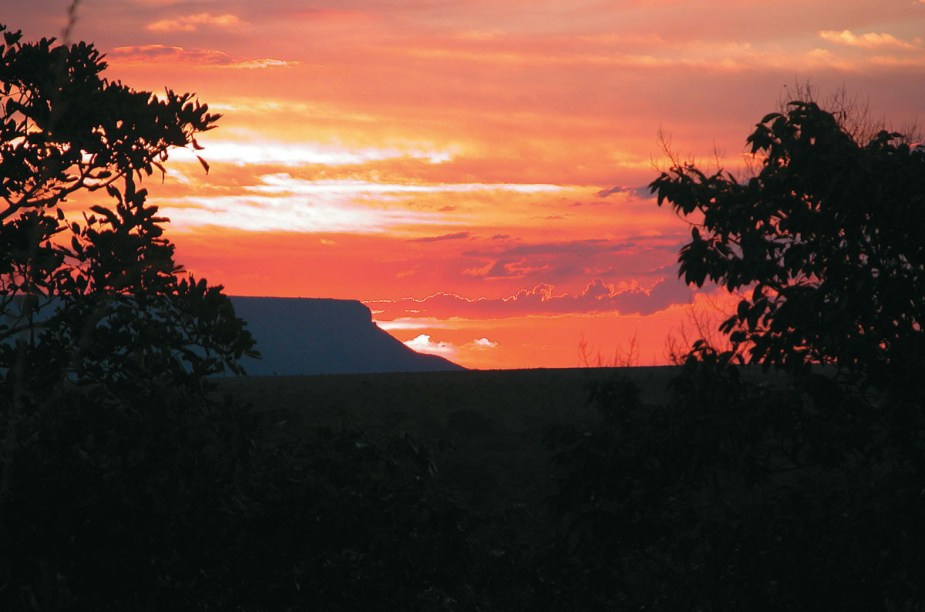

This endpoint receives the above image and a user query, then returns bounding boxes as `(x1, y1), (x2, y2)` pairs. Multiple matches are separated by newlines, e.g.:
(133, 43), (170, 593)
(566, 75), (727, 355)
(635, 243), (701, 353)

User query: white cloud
(404, 334), (456, 357)
(472, 337), (498, 349)
(159, 193), (447, 233)
(170, 143), (450, 167)
(246, 173), (567, 196)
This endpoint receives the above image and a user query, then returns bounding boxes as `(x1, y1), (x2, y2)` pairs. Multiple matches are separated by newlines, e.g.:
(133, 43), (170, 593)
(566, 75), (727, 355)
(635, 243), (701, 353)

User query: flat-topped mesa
(235, 296), (373, 327)
(228, 296), (463, 376)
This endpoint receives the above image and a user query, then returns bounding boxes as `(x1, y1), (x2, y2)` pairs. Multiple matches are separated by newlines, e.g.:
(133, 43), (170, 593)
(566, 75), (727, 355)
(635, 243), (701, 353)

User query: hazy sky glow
(9, 1), (925, 368)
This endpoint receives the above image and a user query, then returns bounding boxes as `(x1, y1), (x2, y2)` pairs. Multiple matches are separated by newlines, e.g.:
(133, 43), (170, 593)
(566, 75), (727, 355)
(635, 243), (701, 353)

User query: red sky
(9, 0), (925, 368)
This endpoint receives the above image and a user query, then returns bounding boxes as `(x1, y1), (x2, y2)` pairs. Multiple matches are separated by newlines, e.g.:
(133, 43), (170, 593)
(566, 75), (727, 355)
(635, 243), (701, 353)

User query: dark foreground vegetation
(2, 16), (924, 611)
(5, 365), (925, 610)
(217, 365), (925, 611)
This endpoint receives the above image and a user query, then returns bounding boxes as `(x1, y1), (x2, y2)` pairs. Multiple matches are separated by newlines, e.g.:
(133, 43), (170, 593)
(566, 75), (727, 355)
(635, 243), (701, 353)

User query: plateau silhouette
(228, 296), (463, 375)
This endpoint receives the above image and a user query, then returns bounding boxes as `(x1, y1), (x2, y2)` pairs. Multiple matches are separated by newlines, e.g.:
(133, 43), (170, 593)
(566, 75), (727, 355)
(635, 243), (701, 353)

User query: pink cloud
(147, 13), (242, 33)
(107, 45), (295, 69)
(819, 30), (920, 50)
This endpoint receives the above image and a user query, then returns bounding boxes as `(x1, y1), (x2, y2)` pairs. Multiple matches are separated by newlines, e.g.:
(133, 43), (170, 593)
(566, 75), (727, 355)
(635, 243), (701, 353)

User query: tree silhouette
(650, 100), (925, 392)
(0, 23), (255, 400)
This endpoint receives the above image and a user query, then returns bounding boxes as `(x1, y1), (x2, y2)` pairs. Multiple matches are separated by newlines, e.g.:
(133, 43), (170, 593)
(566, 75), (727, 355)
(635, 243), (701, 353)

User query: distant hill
(228, 297), (464, 376)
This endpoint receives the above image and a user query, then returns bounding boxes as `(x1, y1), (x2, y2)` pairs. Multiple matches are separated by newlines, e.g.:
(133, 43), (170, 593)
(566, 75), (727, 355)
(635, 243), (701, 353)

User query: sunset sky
(9, 0), (925, 369)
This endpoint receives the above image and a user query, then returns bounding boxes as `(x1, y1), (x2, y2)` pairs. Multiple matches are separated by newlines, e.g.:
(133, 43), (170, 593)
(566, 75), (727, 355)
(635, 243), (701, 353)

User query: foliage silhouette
(0, 23), (255, 393)
(650, 99), (925, 393)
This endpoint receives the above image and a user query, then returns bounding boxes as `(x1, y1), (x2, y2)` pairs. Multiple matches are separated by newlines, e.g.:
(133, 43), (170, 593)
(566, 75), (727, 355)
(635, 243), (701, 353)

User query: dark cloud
(483, 258), (550, 279)
(463, 235), (626, 259)
(596, 185), (654, 199)
(494, 239), (617, 257)
(458, 237), (683, 283)
(369, 276), (693, 320)
(408, 231), (471, 243)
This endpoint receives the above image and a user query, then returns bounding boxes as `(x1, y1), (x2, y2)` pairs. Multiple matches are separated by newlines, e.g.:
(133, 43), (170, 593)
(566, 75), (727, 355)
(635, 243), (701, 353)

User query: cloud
(475, 239), (616, 258)
(818, 30), (920, 50)
(391, 29), (847, 75)
(403, 334), (498, 359)
(472, 338), (498, 349)
(456, 236), (681, 282)
(404, 334), (456, 357)
(171, 143), (448, 167)
(107, 45), (296, 69)
(160, 193), (447, 234)
(409, 232), (471, 243)
(597, 185), (654, 199)
(234, 58), (295, 69)
(371, 276), (692, 320)
(160, 172), (463, 233)
(238, 173), (564, 196)
(462, 258), (548, 279)
(147, 13), (242, 33)
(375, 318), (443, 331)
(148, 170), (584, 236)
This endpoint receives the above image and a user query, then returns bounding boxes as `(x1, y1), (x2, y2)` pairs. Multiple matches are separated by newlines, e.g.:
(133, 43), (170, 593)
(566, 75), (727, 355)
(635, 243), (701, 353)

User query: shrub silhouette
(541, 358), (925, 610)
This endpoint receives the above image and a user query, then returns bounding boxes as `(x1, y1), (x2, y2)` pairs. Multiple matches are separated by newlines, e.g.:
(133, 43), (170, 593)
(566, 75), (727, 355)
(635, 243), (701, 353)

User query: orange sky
(9, 1), (925, 368)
